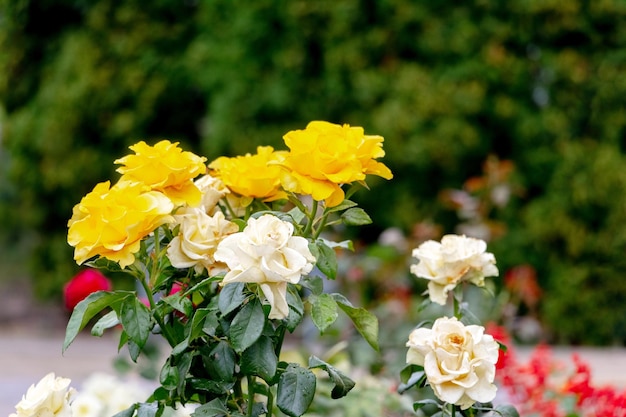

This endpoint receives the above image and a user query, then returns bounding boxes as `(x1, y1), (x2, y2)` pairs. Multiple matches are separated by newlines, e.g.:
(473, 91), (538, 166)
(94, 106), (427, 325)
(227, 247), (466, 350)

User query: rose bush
(60, 121), (392, 417)
(406, 317), (499, 410)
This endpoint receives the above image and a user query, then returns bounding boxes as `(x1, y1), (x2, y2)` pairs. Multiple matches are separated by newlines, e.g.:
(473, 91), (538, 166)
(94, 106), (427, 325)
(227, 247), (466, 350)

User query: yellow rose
(208, 146), (287, 201)
(280, 121), (393, 207)
(68, 180), (174, 268)
(115, 140), (207, 206)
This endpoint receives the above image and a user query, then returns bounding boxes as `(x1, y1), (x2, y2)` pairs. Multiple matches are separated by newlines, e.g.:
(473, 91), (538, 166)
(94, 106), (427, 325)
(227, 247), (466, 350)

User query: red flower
(63, 269), (112, 311)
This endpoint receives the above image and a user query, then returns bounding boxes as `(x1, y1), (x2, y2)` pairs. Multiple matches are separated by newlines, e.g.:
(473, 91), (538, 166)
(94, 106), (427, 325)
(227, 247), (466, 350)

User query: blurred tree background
(2, 0), (626, 345)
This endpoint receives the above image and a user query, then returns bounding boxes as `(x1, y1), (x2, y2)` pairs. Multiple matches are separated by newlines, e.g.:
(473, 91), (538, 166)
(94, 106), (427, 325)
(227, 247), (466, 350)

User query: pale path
(2, 327), (626, 416)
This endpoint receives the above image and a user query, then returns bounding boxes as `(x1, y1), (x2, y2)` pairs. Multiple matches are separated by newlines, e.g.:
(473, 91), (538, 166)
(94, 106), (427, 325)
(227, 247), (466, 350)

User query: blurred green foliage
(2, 0), (626, 344)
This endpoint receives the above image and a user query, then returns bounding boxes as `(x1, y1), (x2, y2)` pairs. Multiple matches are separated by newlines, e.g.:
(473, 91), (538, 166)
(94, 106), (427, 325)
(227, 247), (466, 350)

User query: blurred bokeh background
(2, 0), (626, 347)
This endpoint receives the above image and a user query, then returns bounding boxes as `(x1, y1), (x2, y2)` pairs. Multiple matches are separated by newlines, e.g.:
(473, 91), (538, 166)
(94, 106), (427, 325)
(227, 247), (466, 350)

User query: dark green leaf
(312, 240), (337, 280)
(188, 308), (212, 343)
(241, 335), (278, 383)
(91, 310), (119, 337)
(276, 363), (316, 417)
(127, 339), (141, 362)
(412, 399), (441, 410)
(192, 399), (228, 417)
(205, 341), (236, 382)
(175, 351), (194, 394)
(285, 286), (304, 332)
(187, 378), (234, 395)
(459, 303), (482, 326)
(398, 369), (426, 394)
(332, 294), (379, 351)
(311, 294), (338, 333)
(218, 282), (247, 316)
(64, 290), (132, 352)
(341, 208), (372, 226)
(308, 356), (355, 399)
(119, 296), (152, 350)
(160, 360), (179, 390)
(229, 299), (265, 353)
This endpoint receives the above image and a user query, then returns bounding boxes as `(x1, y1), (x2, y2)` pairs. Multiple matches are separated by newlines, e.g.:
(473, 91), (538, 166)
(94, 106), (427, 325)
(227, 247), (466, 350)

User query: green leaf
(459, 303), (482, 326)
(91, 310), (119, 337)
(229, 299), (265, 353)
(398, 367), (426, 394)
(241, 335), (278, 383)
(495, 404), (521, 417)
(119, 296), (152, 350)
(326, 199), (358, 213)
(187, 378), (234, 395)
(286, 206), (306, 224)
(188, 308), (212, 343)
(311, 294), (338, 333)
(218, 282), (247, 316)
(204, 341), (236, 382)
(412, 399), (441, 411)
(332, 294), (379, 351)
(312, 240), (337, 280)
(175, 351), (194, 394)
(276, 363), (316, 417)
(159, 359), (179, 390)
(112, 404), (138, 417)
(161, 292), (193, 317)
(285, 286), (304, 332)
(64, 290), (133, 352)
(341, 207), (372, 226)
(136, 402), (160, 417)
(308, 356), (355, 399)
(300, 275), (323, 295)
(192, 398), (228, 417)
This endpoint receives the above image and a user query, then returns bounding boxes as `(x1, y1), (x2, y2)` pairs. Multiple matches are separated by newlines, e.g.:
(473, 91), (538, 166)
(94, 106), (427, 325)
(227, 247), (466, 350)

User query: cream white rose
(214, 214), (316, 319)
(167, 207), (239, 275)
(11, 373), (75, 417)
(194, 174), (229, 214)
(410, 234), (498, 305)
(406, 317), (499, 409)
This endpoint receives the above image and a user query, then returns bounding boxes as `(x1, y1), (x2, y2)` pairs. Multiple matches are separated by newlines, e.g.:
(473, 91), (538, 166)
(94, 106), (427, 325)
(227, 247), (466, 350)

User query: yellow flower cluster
(67, 121), (392, 269)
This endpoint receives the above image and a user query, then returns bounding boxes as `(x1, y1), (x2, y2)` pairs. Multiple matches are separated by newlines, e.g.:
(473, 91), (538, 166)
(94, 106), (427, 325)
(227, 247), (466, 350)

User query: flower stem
(247, 375), (256, 417)
(303, 199), (318, 237)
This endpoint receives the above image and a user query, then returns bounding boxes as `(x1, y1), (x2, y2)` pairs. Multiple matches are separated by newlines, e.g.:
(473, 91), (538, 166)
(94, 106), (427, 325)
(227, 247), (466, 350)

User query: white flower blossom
(10, 373), (75, 417)
(167, 207), (239, 274)
(214, 214), (316, 319)
(410, 234), (498, 305)
(406, 317), (499, 409)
